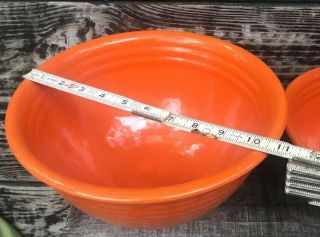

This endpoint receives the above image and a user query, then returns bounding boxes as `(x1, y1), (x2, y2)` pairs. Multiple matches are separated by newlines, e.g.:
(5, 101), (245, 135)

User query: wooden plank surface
(0, 1), (320, 236)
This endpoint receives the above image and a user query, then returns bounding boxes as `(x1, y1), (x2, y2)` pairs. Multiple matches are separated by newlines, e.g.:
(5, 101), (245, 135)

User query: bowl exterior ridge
(60, 174), (248, 228)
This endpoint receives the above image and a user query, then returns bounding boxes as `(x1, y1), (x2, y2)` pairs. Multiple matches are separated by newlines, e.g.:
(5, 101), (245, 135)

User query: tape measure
(23, 69), (320, 203)
(24, 69), (320, 164)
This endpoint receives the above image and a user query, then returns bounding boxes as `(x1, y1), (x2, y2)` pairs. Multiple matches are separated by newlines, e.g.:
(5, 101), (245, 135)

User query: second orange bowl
(286, 67), (320, 150)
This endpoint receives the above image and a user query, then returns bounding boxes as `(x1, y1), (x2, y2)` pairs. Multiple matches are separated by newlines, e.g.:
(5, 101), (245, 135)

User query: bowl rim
(5, 30), (287, 204)
(286, 67), (320, 147)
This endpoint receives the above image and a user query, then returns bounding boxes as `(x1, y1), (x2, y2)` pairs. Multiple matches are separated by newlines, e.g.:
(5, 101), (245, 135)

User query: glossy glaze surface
(6, 31), (287, 227)
(286, 67), (320, 150)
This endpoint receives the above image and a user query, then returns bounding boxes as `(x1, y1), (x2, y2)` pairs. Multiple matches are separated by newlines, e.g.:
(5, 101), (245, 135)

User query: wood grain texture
(1, 1), (320, 236)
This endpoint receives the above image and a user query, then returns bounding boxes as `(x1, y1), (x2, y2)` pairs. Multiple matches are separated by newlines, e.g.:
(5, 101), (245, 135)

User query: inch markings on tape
(24, 69), (320, 165)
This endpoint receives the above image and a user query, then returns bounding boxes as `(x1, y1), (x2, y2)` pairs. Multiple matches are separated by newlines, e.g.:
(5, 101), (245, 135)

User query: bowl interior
(286, 67), (320, 150)
(9, 31), (285, 188)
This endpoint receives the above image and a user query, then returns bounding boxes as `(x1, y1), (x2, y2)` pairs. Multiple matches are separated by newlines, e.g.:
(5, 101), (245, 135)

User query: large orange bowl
(5, 30), (287, 228)
(286, 67), (320, 150)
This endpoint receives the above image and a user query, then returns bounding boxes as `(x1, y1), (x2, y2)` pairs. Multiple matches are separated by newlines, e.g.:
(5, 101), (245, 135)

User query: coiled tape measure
(24, 69), (320, 205)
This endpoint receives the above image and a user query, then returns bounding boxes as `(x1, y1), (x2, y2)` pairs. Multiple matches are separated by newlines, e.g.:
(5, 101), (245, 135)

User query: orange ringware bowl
(286, 67), (320, 150)
(5, 30), (287, 228)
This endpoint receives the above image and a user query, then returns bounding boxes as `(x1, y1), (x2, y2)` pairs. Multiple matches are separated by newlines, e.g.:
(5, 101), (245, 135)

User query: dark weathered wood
(0, 185), (70, 236)
(1, 1), (320, 236)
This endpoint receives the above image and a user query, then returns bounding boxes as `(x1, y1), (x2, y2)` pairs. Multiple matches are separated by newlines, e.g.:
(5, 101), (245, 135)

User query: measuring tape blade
(309, 200), (320, 206)
(287, 160), (320, 179)
(286, 179), (320, 194)
(285, 185), (320, 200)
(23, 69), (320, 165)
(287, 172), (320, 185)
